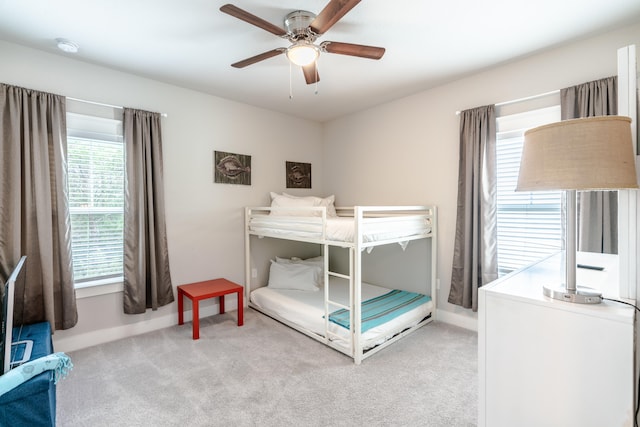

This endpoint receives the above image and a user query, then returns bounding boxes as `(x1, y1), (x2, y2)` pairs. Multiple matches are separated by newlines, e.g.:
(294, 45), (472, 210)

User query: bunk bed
(244, 194), (437, 364)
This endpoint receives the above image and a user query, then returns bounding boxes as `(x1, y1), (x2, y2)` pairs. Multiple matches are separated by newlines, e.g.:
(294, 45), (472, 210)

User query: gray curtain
(449, 105), (498, 312)
(561, 76), (617, 253)
(0, 83), (77, 330)
(123, 108), (174, 314)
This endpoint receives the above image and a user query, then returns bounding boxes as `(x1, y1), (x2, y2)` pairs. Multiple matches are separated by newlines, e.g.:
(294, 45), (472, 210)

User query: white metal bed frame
(244, 205), (438, 364)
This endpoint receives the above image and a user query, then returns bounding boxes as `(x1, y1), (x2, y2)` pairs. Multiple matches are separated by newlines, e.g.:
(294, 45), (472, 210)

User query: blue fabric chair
(0, 322), (72, 427)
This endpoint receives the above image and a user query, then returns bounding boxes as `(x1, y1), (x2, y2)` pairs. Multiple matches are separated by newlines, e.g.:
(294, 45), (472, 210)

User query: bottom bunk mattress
(250, 277), (433, 351)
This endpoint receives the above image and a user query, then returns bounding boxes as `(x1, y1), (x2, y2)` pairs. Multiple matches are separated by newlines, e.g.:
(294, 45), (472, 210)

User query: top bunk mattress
(248, 211), (433, 244)
(250, 277), (433, 351)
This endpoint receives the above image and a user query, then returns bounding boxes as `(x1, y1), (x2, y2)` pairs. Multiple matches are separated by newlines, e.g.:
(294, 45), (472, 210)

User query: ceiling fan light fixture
(286, 42), (319, 66)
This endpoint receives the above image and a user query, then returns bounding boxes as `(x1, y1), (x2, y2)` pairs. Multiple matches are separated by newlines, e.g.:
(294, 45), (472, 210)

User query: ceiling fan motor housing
(284, 10), (317, 42)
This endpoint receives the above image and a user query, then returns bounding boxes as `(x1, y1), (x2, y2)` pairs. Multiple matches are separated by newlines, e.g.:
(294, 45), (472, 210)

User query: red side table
(177, 278), (244, 340)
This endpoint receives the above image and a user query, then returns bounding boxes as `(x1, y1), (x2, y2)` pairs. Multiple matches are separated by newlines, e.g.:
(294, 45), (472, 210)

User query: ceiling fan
(219, 1), (385, 85)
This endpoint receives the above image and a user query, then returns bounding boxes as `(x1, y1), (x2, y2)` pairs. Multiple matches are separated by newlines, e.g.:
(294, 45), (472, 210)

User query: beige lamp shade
(516, 116), (638, 191)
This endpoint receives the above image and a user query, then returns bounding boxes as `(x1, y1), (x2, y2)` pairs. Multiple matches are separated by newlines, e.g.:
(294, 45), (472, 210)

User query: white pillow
(297, 255), (324, 266)
(270, 192), (337, 217)
(275, 256), (324, 285)
(269, 192), (317, 216)
(283, 193), (337, 217)
(267, 260), (321, 291)
(275, 255), (322, 263)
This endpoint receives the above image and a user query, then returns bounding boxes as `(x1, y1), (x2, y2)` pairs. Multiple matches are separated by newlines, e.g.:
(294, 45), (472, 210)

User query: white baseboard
(53, 303), (229, 353)
(55, 304), (475, 352)
(436, 308), (478, 332)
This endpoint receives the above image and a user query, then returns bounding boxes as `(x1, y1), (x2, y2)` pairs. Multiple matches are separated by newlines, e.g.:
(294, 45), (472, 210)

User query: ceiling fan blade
(322, 41), (385, 59)
(231, 49), (285, 68)
(220, 4), (287, 37)
(310, 0), (361, 35)
(302, 63), (320, 84)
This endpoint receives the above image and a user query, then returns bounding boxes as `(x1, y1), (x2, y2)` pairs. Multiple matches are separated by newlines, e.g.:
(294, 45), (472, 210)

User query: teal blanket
(328, 290), (431, 333)
(0, 352), (73, 397)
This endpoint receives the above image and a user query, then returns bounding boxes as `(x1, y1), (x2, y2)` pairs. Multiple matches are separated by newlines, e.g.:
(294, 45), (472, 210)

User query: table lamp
(516, 116), (638, 304)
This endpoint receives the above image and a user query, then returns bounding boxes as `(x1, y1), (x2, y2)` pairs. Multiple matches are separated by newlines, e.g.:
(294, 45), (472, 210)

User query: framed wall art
(285, 161), (311, 188)
(214, 151), (251, 185)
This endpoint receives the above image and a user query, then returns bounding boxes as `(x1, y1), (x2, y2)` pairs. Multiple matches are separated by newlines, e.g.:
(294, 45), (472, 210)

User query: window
(496, 106), (562, 275)
(67, 110), (124, 285)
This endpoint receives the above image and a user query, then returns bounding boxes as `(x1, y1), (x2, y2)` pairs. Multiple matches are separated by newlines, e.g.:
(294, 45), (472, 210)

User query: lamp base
(542, 285), (602, 304)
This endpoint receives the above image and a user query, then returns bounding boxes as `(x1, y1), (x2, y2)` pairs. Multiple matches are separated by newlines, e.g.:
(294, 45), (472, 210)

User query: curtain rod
(455, 89), (560, 115)
(66, 96), (168, 117)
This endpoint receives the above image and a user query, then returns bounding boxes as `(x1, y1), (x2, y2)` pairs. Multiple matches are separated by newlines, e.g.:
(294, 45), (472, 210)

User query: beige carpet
(56, 309), (477, 426)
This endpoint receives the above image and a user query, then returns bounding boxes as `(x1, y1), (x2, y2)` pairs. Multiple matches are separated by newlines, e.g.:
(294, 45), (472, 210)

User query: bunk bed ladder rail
(244, 207), (252, 307)
(352, 207), (364, 364)
(323, 245), (353, 344)
(324, 256), (351, 342)
(322, 234), (361, 364)
(431, 206), (438, 317)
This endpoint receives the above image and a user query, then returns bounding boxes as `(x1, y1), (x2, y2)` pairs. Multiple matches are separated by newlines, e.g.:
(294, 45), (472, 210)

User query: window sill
(75, 276), (124, 299)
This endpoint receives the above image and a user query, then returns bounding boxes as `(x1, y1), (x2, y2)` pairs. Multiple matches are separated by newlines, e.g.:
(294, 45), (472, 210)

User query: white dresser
(478, 252), (635, 427)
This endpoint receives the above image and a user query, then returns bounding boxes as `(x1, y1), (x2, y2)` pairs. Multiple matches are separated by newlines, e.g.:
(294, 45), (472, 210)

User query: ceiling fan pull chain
(289, 61), (294, 99)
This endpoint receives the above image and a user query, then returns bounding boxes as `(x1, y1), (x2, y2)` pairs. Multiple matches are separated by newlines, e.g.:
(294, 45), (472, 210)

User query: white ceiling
(1, 0), (639, 122)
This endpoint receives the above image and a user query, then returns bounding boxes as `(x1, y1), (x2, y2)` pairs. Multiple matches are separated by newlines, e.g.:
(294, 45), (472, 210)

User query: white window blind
(67, 112), (124, 283)
(496, 105), (562, 275)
